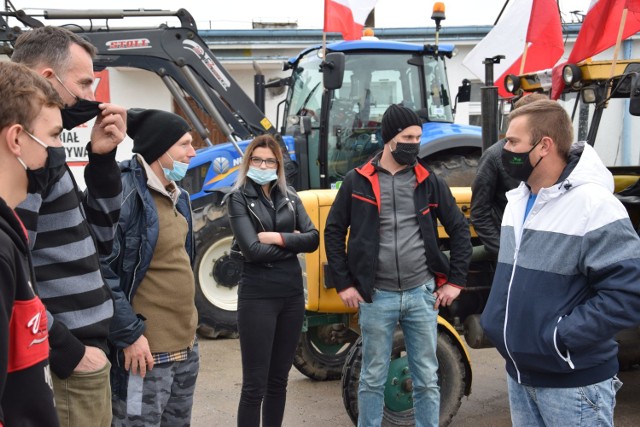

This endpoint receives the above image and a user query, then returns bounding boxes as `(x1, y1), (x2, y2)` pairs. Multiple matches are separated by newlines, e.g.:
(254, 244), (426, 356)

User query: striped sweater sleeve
(82, 144), (122, 256)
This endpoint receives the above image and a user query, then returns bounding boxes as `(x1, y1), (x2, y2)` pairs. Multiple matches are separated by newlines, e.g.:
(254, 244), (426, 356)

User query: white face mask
(247, 166), (277, 185)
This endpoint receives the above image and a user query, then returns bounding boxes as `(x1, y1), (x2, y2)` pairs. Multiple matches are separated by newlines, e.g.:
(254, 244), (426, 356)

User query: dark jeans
(237, 293), (305, 427)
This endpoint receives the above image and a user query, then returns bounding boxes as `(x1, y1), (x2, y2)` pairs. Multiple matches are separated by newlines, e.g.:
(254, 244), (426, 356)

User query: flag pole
(606, 7), (629, 101)
(322, 32), (327, 59)
(519, 41), (529, 74)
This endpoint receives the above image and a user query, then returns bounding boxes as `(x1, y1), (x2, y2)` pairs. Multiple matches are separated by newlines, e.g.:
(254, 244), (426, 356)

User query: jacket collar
(135, 154), (180, 205)
(241, 180), (291, 211)
(241, 180), (264, 199)
(356, 154), (430, 185)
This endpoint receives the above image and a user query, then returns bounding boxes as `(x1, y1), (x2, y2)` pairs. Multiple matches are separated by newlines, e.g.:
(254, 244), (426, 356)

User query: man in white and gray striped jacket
(481, 99), (640, 427)
(12, 26), (127, 427)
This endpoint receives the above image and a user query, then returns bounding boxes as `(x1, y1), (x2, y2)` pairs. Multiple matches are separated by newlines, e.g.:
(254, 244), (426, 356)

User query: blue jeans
(507, 374), (622, 427)
(357, 280), (439, 427)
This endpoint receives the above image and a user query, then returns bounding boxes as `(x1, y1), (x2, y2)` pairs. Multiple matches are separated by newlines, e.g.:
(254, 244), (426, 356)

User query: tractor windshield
(287, 50), (453, 187)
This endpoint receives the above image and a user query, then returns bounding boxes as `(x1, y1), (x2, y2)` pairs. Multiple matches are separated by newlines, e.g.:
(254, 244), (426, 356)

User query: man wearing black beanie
(100, 108), (200, 425)
(325, 103), (472, 426)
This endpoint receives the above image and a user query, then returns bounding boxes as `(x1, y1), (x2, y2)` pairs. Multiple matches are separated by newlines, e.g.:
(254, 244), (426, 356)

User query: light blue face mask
(247, 166), (277, 185)
(161, 153), (189, 182)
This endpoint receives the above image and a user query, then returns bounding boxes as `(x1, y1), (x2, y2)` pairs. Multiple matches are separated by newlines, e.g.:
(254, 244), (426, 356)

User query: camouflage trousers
(111, 342), (199, 427)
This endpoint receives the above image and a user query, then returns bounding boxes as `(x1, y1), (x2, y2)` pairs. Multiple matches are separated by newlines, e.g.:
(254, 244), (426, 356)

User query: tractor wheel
(616, 327), (640, 370)
(424, 151), (480, 187)
(293, 324), (358, 381)
(342, 328), (467, 426)
(194, 224), (240, 338)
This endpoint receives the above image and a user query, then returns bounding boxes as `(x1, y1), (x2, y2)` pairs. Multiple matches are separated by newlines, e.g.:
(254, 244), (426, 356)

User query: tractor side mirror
(322, 52), (345, 90)
(629, 74), (640, 116)
(457, 79), (471, 103)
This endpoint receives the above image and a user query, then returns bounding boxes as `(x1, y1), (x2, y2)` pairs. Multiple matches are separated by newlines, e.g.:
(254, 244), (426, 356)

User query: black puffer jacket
(227, 180), (319, 298)
(470, 140), (519, 256)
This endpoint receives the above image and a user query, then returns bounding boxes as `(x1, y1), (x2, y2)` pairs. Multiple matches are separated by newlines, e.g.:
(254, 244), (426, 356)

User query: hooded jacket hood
(555, 141), (614, 193)
(0, 197), (28, 253)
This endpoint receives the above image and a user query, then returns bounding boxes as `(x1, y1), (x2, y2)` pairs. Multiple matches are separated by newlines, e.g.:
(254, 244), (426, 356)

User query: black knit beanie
(381, 104), (422, 144)
(128, 108), (191, 164)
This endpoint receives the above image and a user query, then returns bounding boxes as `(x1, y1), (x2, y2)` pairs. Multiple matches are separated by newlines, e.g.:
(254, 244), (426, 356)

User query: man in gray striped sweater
(12, 26), (127, 427)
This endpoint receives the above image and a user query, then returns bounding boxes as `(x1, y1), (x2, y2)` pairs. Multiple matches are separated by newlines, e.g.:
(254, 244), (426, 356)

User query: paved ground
(192, 337), (640, 426)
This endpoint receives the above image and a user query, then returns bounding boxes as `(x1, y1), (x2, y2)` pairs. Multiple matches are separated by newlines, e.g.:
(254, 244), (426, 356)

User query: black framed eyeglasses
(250, 156), (278, 168)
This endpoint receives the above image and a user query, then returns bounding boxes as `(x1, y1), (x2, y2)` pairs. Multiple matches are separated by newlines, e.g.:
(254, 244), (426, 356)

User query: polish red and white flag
(551, 0), (640, 99)
(462, 0), (564, 98)
(324, 0), (378, 41)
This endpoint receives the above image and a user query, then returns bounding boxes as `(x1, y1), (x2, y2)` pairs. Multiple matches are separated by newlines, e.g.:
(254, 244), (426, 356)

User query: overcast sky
(9, 0), (591, 30)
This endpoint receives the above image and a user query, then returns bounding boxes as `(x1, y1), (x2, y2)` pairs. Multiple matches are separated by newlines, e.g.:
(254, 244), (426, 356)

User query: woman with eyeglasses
(226, 134), (319, 427)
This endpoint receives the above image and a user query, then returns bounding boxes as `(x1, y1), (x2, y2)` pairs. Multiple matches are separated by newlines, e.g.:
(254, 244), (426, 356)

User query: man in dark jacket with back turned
(470, 93), (547, 256)
(325, 104), (472, 427)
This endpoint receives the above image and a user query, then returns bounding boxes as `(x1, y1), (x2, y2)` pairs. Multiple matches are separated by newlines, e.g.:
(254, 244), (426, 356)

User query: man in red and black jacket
(325, 104), (471, 427)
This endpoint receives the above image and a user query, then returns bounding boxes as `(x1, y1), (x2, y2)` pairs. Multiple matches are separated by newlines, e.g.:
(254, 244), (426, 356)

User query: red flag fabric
(551, 0), (640, 99)
(463, 0), (563, 98)
(324, 0), (377, 41)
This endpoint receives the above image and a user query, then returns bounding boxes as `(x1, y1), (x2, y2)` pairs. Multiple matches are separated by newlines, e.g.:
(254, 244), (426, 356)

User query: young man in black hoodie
(0, 61), (63, 426)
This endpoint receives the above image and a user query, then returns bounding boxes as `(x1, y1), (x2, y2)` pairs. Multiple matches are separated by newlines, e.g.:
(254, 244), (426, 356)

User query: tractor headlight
(581, 87), (597, 104)
(563, 64), (582, 86)
(504, 74), (520, 94)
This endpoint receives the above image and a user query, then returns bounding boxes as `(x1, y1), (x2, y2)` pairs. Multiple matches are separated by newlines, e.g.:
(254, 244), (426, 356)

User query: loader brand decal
(182, 39), (231, 91)
(106, 38), (151, 50)
(212, 157), (243, 175)
(213, 157), (230, 174)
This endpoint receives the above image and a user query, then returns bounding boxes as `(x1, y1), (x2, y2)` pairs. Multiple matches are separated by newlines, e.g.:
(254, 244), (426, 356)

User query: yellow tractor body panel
(298, 186), (474, 313)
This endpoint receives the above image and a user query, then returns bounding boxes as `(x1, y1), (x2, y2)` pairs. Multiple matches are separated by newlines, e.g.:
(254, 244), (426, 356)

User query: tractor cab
(282, 40), (480, 190)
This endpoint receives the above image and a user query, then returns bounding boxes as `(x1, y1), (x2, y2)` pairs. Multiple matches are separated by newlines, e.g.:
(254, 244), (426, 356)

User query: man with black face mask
(0, 60), (64, 427)
(325, 104), (471, 427)
(11, 26), (126, 426)
(481, 99), (640, 427)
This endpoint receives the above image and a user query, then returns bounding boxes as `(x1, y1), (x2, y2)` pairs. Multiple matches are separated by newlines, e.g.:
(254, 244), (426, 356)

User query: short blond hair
(0, 62), (63, 132)
(513, 93), (548, 109)
(508, 99), (573, 159)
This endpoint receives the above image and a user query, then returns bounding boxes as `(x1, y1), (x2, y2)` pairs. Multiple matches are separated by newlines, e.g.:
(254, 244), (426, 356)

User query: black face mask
(61, 99), (101, 130)
(25, 166), (50, 195)
(21, 146), (67, 195)
(501, 139), (543, 182)
(391, 141), (420, 166)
